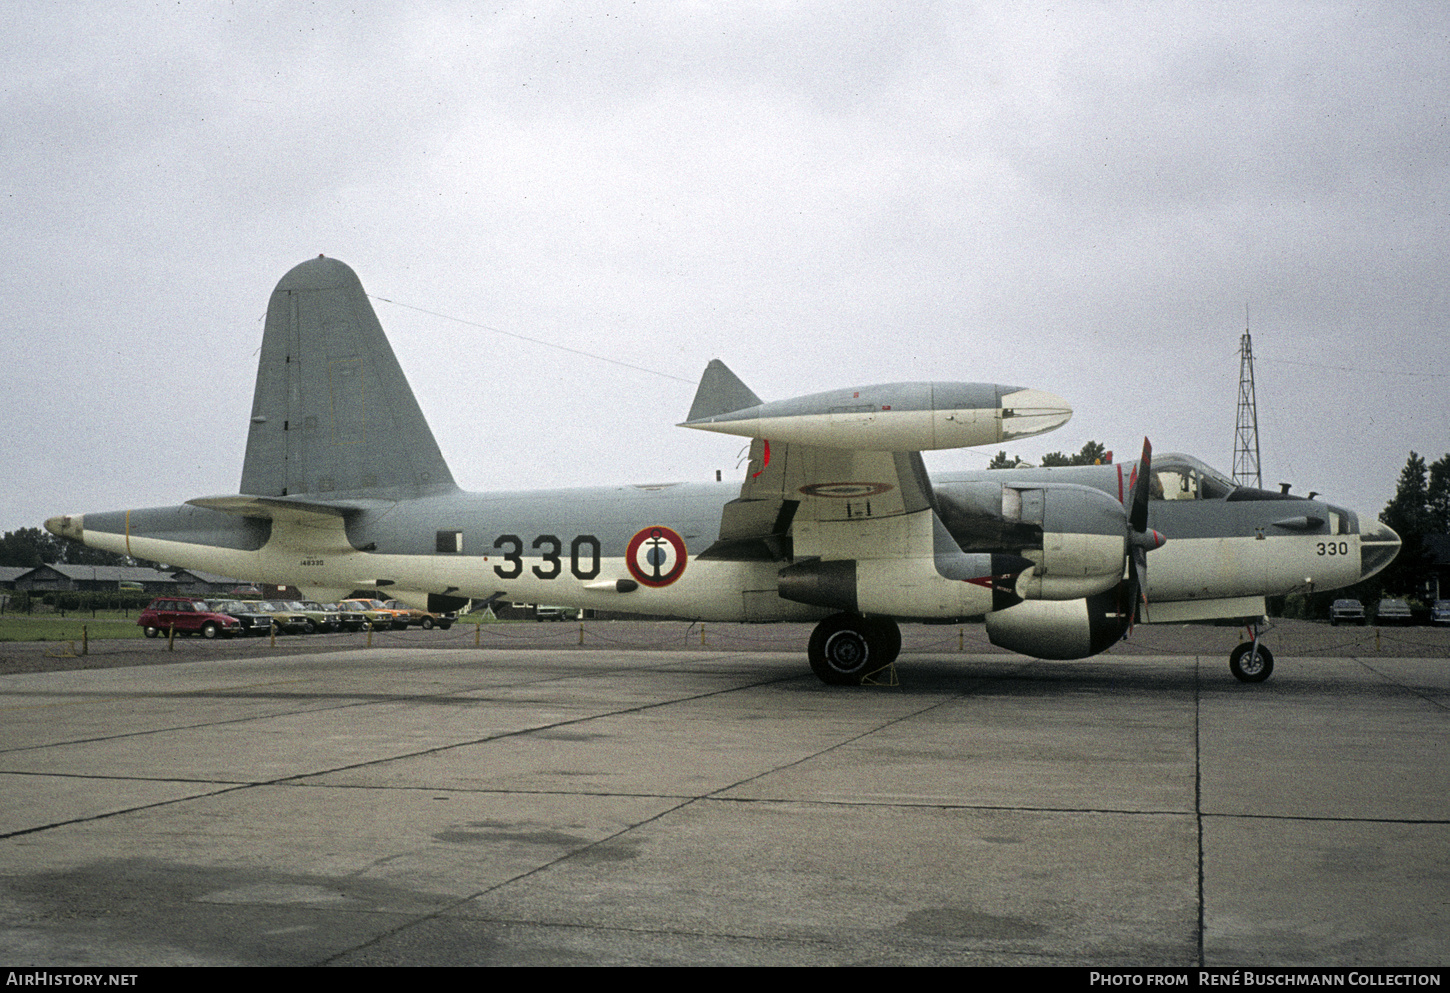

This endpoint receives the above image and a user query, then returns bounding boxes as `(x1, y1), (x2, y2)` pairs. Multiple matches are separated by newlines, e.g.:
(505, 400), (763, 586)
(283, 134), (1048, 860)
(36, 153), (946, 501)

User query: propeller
(1123, 438), (1167, 627)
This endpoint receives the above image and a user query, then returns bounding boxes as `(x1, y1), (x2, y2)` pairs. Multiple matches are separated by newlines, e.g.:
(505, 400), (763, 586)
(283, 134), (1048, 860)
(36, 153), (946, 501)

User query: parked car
(1329, 599), (1365, 626)
(1375, 599), (1413, 625)
(338, 598), (408, 630)
(202, 599), (273, 636)
(325, 603), (369, 632)
(1433, 601), (1450, 625)
(284, 600), (342, 634)
(534, 605), (581, 622)
(138, 597), (242, 639)
(242, 600), (309, 634)
(381, 599), (455, 630)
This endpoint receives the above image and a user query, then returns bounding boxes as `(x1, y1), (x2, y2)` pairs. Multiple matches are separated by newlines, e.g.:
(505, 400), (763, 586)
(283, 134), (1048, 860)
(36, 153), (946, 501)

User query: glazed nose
(1357, 519), (1400, 581)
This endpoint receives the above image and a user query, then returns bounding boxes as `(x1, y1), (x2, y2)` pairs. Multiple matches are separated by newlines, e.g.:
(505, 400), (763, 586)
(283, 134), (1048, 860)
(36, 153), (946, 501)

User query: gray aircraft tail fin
(685, 359), (764, 422)
(239, 256), (457, 500)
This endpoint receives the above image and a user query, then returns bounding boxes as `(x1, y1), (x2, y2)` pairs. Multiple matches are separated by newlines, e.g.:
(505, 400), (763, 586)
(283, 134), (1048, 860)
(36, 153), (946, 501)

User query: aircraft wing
(686, 359), (1070, 564)
(697, 439), (935, 562)
(684, 362), (1071, 619)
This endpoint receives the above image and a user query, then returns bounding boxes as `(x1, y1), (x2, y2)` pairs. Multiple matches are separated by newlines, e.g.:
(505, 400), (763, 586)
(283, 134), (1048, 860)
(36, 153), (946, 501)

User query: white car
(1329, 599), (1365, 626)
(1375, 599), (1412, 625)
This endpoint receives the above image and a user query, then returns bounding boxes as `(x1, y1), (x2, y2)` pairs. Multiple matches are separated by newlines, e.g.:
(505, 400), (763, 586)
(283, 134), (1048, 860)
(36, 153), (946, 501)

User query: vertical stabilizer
(240, 256), (457, 499)
(685, 359), (764, 422)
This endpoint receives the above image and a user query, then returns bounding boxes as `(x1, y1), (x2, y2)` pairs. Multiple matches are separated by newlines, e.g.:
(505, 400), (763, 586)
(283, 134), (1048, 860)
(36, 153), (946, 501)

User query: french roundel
(626, 525), (688, 588)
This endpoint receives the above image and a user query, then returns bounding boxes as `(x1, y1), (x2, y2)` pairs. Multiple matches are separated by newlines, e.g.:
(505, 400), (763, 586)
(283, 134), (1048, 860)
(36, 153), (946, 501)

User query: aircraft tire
(1229, 642), (1274, 683)
(808, 613), (894, 686)
(143, 626), (159, 638)
(862, 615), (902, 665)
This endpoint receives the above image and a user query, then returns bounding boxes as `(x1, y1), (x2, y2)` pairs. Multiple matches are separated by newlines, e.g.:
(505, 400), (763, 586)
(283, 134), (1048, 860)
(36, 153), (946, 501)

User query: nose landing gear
(1229, 620), (1275, 683)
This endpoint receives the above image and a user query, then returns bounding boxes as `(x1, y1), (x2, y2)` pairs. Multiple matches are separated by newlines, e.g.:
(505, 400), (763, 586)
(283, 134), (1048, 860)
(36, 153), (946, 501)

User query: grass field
(0, 612), (146, 642)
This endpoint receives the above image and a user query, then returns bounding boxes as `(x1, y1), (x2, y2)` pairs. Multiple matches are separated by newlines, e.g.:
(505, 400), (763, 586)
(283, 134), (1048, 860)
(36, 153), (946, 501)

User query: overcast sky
(4, 1), (1447, 539)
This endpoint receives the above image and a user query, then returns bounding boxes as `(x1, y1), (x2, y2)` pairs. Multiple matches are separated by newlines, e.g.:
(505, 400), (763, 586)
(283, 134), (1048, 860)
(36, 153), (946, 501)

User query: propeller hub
(1131, 528), (1167, 551)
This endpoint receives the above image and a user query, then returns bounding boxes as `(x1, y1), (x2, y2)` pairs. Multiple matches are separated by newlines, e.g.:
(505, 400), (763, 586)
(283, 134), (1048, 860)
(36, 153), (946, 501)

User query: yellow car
(381, 599), (455, 630)
(339, 598), (410, 630)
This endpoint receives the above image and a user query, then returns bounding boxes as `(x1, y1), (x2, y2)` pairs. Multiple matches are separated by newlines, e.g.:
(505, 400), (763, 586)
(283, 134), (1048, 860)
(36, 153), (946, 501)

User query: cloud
(2, 1), (1447, 536)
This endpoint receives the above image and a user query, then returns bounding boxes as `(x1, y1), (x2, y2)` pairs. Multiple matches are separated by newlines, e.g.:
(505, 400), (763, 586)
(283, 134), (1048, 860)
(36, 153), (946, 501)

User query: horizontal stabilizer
(188, 493), (390, 524)
(686, 360), (763, 422)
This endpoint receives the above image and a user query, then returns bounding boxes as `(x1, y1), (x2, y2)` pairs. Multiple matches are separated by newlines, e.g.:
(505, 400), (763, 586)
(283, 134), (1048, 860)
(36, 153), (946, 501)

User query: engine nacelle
(983, 592), (1131, 659)
(936, 480), (1128, 600)
(778, 552), (1029, 619)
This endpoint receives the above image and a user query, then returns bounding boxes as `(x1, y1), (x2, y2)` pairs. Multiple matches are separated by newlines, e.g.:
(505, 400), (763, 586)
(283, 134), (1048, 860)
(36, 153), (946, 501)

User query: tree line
(1374, 451), (1449, 601)
(987, 440), (1111, 468)
(0, 526), (150, 569)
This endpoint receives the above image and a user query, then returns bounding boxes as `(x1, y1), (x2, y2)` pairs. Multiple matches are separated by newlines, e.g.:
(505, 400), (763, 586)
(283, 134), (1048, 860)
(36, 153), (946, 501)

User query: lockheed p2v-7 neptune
(46, 257), (1400, 684)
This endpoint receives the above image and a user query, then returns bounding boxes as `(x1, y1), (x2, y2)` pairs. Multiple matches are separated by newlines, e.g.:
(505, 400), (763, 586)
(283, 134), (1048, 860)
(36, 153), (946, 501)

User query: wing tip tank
(999, 388), (1073, 440)
(680, 370), (1074, 450)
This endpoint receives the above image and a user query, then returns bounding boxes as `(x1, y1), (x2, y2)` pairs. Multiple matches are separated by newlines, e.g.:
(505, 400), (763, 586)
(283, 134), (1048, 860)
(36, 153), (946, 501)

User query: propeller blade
(1123, 438), (1161, 628)
(1131, 545), (1149, 626)
(1129, 437), (1152, 534)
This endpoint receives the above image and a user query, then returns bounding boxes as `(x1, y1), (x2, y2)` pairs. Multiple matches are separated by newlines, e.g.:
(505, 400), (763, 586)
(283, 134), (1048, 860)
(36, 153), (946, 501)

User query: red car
(138, 597), (242, 639)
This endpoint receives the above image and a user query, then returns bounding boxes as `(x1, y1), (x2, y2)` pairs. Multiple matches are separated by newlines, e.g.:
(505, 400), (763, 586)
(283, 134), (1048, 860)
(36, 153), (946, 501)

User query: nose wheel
(1229, 621), (1274, 683)
(808, 613), (901, 686)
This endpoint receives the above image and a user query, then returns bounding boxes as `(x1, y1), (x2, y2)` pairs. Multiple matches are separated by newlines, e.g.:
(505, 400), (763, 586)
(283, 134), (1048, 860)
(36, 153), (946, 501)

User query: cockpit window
(1151, 455), (1237, 501)
(1154, 467), (1194, 500)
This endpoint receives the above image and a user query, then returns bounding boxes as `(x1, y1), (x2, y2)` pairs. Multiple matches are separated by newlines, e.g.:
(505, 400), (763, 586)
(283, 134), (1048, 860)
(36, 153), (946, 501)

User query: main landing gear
(808, 613), (901, 686)
(1228, 620), (1274, 683)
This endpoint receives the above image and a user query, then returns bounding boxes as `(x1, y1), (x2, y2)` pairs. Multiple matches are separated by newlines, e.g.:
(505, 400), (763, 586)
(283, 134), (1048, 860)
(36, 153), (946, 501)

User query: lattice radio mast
(1232, 314), (1262, 488)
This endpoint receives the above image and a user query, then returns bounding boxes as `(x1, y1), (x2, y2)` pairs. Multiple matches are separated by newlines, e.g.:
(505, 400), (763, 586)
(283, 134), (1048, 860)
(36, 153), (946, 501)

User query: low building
(12, 565), (257, 596)
(14, 565), (179, 593)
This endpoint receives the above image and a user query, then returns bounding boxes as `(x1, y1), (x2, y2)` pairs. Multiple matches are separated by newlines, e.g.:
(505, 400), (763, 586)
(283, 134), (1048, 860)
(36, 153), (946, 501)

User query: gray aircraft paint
(339, 483), (731, 557)
(241, 256), (457, 501)
(682, 380), (1015, 425)
(81, 506), (271, 552)
(684, 359), (764, 422)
